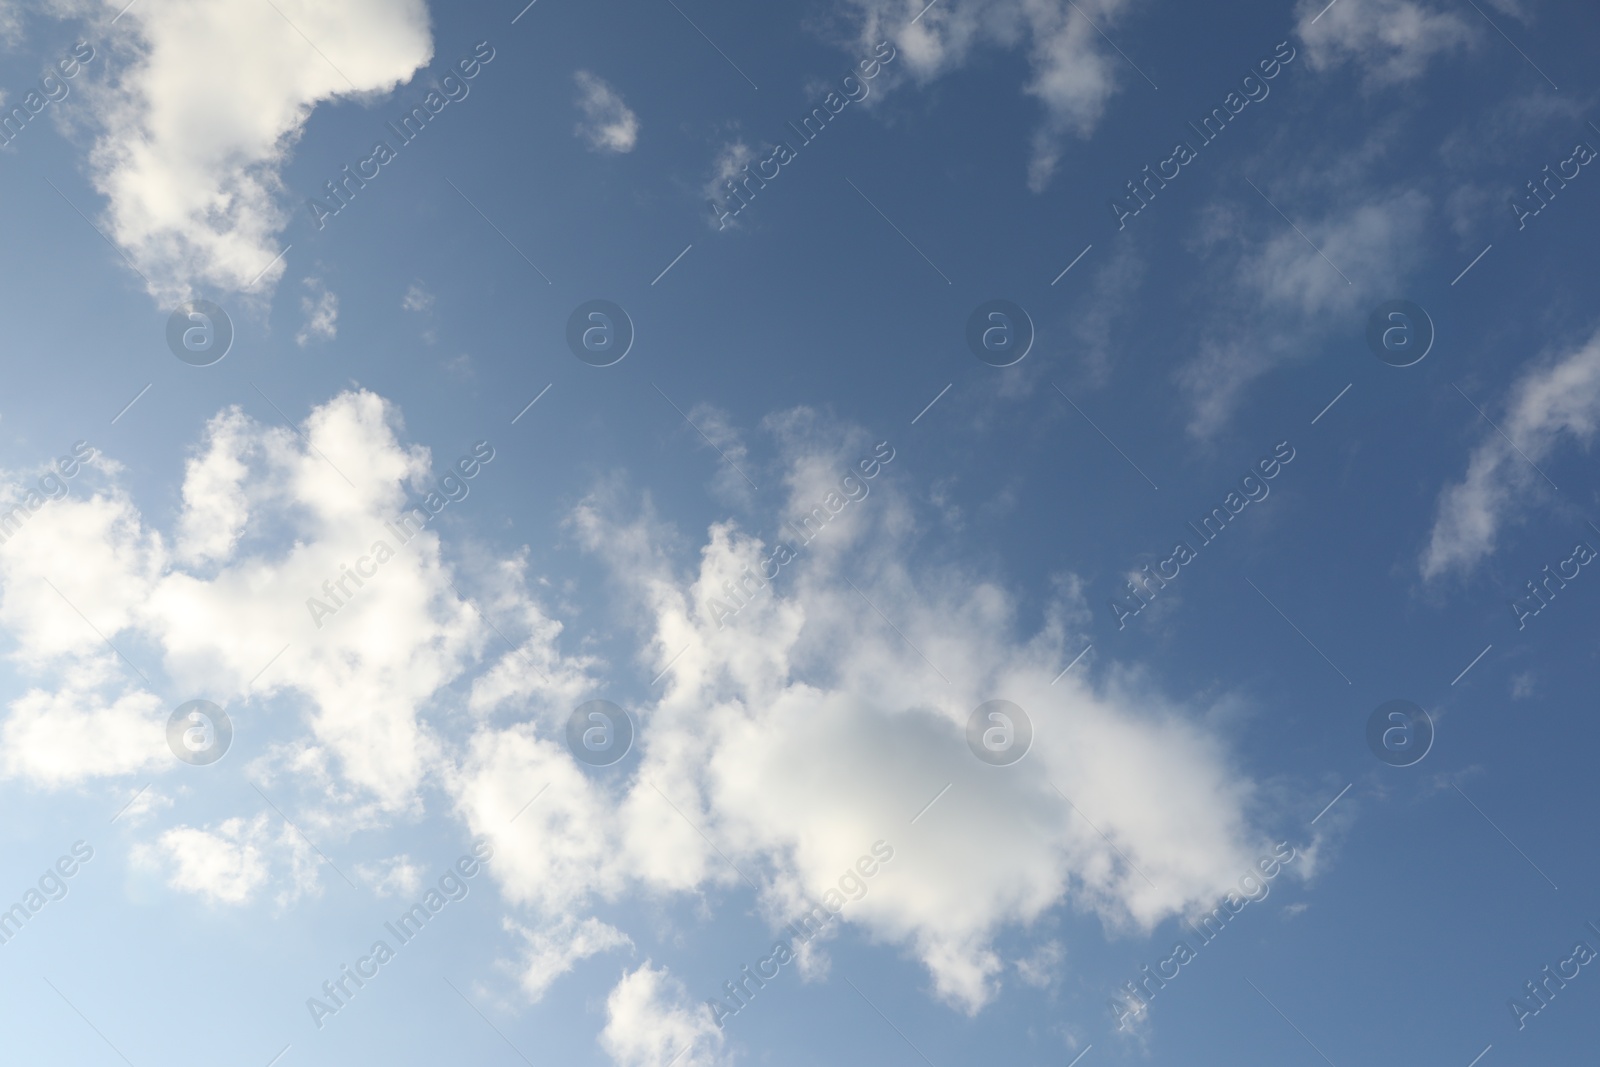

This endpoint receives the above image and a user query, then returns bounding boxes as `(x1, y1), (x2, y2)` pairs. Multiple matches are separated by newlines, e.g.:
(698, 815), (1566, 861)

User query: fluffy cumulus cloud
(600, 963), (727, 1067)
(80, 0), (433, 303)
(573, 70), (639, 153)
(840, 0), (1141, 190)
(0, 662), (167, 784)
(448, 409), (1282, 1013)
(1422, 328), (1600, 578)
(0, 390), (533, 809)
(1294, 0), (1480, 86)
(0, 449), (169, 784)
(0, 387), (1289, 1048)
(140, 813), (320, 906)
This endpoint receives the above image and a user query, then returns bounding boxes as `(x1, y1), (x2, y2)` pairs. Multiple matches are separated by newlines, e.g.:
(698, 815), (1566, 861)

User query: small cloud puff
(296, 277), (338, 346)
(402, 281), (435, 313)
(574, 71), (639, 153)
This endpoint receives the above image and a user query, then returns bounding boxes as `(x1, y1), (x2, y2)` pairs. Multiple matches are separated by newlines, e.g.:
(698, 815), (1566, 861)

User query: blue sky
(0, 0), (1598, 1065)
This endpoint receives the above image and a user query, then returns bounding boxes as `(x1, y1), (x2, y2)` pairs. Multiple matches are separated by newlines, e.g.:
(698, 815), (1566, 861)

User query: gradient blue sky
(0, 1), (1597, 1065)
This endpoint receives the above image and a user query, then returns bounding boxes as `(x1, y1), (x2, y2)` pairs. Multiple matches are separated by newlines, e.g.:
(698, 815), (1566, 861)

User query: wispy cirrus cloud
(1293, 0), (1480, 87)
(1177, 184), (1431, 437)
(1422, 328), (1600, 579)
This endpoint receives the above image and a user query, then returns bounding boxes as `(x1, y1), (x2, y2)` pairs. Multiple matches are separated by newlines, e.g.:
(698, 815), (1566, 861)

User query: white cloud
(402, 280), (434, 312)
(296, 276), (338, 345)
(139, 393), (485, 808)
(0, 391), (525, 809)
(0, 390), (600, 835)
(1015, 938), (1064, 988)
(1434, 92), (1590, 238)
(454, 413), (1281, 1013)
(1065, 242), (1144, 386)
(0, 3), (21, 49)
(83, 0), (433, 303)
(464, 553), (599, 720)
(143, 813), (320, 906)
(1422, 329), (1600, 578)
(684, 403), (755, 504)
(355, 853), (423, 897)
(1177, 186), (1431, 437)
(505, 915), (633, 1002)
(115, 784), (173, 825)
(450, 723), (628, 916)
(1016, 3), (1125, 191)
(840, 0), (1141, 190)
(174, 406), (270, 566)
(573, 70), (638, 153)
(0, 662), (166, 785)
(150, 819), (268, 904)
(1294, 0), (1478, 86)
(0, 389), (1289, 1022)
(600, 962), (727, 1067)
(0, 460), (171, 785)
(0, 479), (161, 667)
(703, 140), (756, 226)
